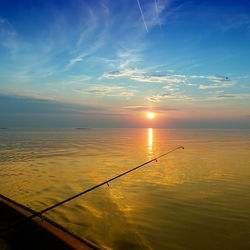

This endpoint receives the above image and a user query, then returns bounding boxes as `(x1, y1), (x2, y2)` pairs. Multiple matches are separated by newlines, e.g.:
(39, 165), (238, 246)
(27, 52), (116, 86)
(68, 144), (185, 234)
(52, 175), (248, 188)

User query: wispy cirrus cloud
(103, 68), (186, 83)
(136, 0), (148, 32)
(154, 0), (162, 30)
(133, 74), (186, 83)
(103, 68), (233, 88)
(216, 13), (250, 32)
(65, 3), (110, 68)
(136, 0), (170, 32)
(116, 48), (142, 69)
(76, 8), (98, 49)
(103, 68), (145, 79)
(96, 47), (143, 71)
(199, 85), (224, 89)
(190, 75), (228, 80)
(138, 0), (174, 31)
(69, 57), (83, 66)
(147, 93), (192, 103)
(190, 75), (230, 82)
(122, 105), (177, 112)
(147, 93), (250, 103)
(75, 85), (136, 97)
(199, 80), (234, 89)
(163, 85), (177, 92)
(68, 37), (105, 67)
(0, 17), (29, 54)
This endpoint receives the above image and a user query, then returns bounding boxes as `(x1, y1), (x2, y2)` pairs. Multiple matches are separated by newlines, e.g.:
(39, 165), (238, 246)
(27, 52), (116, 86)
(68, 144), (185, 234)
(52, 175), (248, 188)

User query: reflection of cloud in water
(100, 188), (153, 249)
(43, 183), (152, 249)
(80, 203), (102, 219)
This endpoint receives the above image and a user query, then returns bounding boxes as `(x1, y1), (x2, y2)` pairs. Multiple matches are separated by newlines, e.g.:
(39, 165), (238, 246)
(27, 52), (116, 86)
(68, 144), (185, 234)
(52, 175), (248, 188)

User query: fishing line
(0, 146), (184, 234)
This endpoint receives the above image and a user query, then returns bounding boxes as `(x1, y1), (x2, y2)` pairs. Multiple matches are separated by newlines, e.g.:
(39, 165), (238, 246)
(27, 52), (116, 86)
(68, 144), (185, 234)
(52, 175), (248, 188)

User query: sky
(0, 0), (250, 128)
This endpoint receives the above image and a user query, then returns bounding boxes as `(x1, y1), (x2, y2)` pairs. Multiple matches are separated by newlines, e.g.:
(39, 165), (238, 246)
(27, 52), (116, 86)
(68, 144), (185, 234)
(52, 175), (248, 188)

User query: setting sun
(147, 112), (155, 119)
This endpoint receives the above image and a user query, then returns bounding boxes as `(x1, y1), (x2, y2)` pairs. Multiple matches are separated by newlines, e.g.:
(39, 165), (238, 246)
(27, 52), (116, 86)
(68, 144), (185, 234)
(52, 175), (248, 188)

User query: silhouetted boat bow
(0, 194), (101, 250)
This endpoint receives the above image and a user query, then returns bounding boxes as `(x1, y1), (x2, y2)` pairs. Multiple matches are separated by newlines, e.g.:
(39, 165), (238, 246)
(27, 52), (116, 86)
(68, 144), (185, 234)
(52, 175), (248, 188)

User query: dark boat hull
(0, 194), (101, 250)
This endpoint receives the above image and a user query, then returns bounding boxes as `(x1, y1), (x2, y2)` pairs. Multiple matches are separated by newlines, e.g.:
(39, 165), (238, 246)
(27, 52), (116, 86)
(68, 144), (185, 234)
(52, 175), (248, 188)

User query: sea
(0, 128), (250, 249)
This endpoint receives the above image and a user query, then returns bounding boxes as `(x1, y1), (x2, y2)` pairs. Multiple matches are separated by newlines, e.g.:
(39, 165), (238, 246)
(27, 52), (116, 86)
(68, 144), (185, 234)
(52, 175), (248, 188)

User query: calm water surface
(0, 128), (250, 249)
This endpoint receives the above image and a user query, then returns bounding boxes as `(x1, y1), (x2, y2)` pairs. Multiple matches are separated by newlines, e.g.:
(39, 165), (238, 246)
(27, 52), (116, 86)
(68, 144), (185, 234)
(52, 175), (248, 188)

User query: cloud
(0, 93), (101, 115)
(136, 0), (148, 32)
(95, 50), (142, 70)
(146, 95), (164, 103)
(163, 85), (177, 92)
(214, 94), (250, 100)
(154, 0), (162, 30)
(103, 68), (145, 78)
(122, 105), (177, 112)
(146, 93), (192, 103)
(69, 57), (83, 66)
(0, 17), (29, 53)
(68, 38), (105, 67)
(240, 84), (250, 89)
(187, 83), (197, 86)
(199, 85), (220, 89)
(76, 8), (98, 48)
(116, 48), (142, 69)
(215, 95), (235, 99)
(121, 105), (146, 111)
(75, 85), (136, 97)
(103, 68), (186, 83)
(190, 74), (230, 81)
(66, 4), (109, 68)
(146, 92), (250, 103)
(0, 90), (56, 101)
(127, 0), (171, 33)
(140, 0), (173, 31)
(199, 83), (232, 89)
(133, 74), (185, 83)
(191, 76), (234, 88)
(103, 69), (234, 88)
(96, 48), (143, 71)
(76, 85), (122, 94)
(216, 13), (250, 32)
(66, 74), (92, 83)
(0, 18), (16, 48)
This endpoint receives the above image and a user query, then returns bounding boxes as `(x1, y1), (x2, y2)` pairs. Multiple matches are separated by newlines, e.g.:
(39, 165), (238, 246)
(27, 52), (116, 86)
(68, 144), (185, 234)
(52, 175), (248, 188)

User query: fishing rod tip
(179, 146), (184, 149)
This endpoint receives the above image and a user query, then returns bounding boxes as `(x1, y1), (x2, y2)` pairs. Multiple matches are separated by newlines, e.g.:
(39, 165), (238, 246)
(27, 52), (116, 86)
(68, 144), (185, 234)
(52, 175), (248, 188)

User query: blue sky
(0, 0), (250, 128)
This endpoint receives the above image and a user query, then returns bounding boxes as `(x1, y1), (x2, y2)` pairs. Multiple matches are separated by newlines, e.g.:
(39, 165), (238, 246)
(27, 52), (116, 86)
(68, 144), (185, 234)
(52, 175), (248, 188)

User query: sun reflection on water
(148, 128), (153, 156)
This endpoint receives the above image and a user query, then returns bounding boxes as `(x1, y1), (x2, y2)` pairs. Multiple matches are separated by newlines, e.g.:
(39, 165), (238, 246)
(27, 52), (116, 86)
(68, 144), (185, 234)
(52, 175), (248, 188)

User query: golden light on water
(147, 112), (155, 119)
(148, 128), (153, 155)
(1, 129), (250, 249)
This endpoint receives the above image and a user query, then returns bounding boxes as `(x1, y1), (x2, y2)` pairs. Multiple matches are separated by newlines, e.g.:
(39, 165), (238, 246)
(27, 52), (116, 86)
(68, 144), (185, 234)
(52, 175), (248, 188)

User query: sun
(147, 112), (155, 119)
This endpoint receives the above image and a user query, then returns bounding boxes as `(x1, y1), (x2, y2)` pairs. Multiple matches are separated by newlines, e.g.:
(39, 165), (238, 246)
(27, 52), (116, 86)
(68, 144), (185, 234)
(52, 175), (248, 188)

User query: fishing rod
(0, 146), (184, 234)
